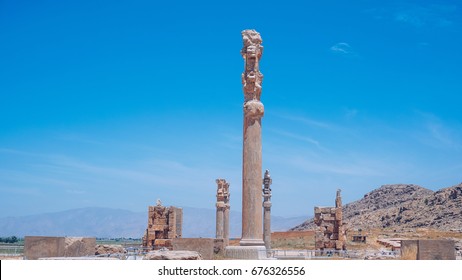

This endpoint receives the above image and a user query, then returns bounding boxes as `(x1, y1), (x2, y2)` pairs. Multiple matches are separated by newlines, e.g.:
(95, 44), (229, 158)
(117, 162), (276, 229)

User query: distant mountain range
(4, 183), (460, 238)
(291, 183), (462, 232)
(0, 207), (308, 238)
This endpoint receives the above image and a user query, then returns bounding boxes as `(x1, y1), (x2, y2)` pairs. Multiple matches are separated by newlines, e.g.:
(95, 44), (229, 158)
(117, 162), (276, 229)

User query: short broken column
(216, 179), (230, 243)
(262, 169), (272, 251)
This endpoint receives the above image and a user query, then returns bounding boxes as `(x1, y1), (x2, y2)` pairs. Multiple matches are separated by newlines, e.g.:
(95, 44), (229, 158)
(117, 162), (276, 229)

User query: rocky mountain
(0, 207), (307, 238)
(291, 183), (462, 232)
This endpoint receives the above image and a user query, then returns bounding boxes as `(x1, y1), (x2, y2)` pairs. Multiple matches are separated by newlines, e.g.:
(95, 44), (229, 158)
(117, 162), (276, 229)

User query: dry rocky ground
(292, 183), (462, 232)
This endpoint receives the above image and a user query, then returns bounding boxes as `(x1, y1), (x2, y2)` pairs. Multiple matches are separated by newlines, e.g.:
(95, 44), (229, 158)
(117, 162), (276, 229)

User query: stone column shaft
(241, 113), (264, 246)
(216, 203), (224, 239)
(263, 202), (271, 249)
(240, 29), (265, 247)
(216, 179), (230, 243)
(336, 189), (345, 244)
(262, 169), (272, 250)
(223, 204), (230, 246)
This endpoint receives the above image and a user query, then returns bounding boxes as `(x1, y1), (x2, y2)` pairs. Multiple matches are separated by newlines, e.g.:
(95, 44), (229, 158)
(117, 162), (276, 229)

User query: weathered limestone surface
(63, 237), (96, 257)
(95, 244), (127, 256)
(225, 246), (268, 260)
(172, 238), (218, 260)
(401, 240), (456, 260)
(142, 202), (182, 249)
(216, 203), (224, 239)
(271, 231), (315, 249)
(223, 203), (230, 246)
(215, 179), (230, 246)
(143, 250), (202, 260)
(24, 236), (96, 260)
(240, 29), (265, 247)
(314, 190), (346, 250)
(262, 169), (272, 250)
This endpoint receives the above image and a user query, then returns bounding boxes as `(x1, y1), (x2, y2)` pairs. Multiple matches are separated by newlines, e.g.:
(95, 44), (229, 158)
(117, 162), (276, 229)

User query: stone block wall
(172, 238), (216, 260)
(401, 240), (456, 260)
(24, 236), (96, 260)
(271, 231), (315, 249)
(314, 207), (344, 250)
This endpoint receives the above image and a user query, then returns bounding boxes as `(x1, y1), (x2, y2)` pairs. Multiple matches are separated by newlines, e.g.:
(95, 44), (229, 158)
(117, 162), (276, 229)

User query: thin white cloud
(275, 114), (332, 130)
(393, 4), (455, 27)
(281, 155), (385, 177)
(364, 3), (457, 28)
(65, 189), (86, 195)
(0, 148), (42, 157)
(330, 42), (353, 54)
(426, 121), (458, 149)
(394, 11), (424, 27)
(0, 184), (42, 196)
(46, 157), (192, 187)
(0, 148), (214, 192)
(270, 129), (320, 147)
(413, 111), (462, 150)
(55, 133), (104, 145)
(344, 108), (358, 119)
(418, 42), (429, 47)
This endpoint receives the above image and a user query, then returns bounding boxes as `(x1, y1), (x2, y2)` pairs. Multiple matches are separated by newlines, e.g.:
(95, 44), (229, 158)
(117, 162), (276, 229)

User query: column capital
(263, 169), (272, 185)
(244, 100), (264, 120)
(241, 29), (263, 102)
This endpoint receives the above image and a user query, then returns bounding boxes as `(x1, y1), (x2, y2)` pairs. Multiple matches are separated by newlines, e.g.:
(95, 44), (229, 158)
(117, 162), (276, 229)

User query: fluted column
(240, 29), (265, 247)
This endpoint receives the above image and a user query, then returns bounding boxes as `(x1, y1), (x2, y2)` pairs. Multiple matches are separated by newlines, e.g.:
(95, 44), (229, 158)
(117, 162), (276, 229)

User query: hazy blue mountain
(0, 207), (145, 238)
(0, 207), (308, 238)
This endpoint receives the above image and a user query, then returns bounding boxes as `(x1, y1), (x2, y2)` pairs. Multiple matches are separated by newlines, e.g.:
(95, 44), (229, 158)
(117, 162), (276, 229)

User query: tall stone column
(262, 169), (272, 250)
(335, 189), (342, 234)
(223, 181), (230, 246)
(240, 29), (265, 247)
(335, 189), (345, 249)
(215, 179), (226, 239)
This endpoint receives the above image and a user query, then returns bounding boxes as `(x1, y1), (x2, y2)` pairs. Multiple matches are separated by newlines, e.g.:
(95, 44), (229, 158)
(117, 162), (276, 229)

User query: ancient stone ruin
(215, 179), (230, 246)
(142, 201), (183, 250)
(143, 250), (202, 260)
(95, 244), (127, 256)
(239, 29), (265, 247)
(262, 169), (272, 250)
(314, 189), (346, 250)
(401, 240), (456, 260)
(24, 236), (96, 260)
(225, 29), (267, 259)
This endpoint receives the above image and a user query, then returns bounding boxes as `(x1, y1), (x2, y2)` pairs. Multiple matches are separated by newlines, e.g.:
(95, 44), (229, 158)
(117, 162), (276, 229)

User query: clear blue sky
(1, 0), (461, 218)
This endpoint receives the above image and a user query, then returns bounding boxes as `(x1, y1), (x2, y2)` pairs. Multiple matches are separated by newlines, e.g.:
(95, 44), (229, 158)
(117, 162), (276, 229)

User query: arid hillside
(291, 183), (462, 232)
